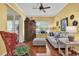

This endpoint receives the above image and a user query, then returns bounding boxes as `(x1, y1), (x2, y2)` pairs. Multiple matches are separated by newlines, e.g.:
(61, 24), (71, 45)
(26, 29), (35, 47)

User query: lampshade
(66, 26), (77, 33)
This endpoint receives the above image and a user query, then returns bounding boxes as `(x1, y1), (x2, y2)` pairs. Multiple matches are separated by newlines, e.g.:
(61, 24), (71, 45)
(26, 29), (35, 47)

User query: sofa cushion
(59, 32), (69, 38)
(53, 32), (60, 38)
(49, 32), (54, 36)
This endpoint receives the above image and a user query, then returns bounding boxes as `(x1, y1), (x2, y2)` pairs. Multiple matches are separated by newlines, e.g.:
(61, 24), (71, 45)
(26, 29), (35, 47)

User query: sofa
(47, 32), (69, 48)
(0, 31), (17, 55)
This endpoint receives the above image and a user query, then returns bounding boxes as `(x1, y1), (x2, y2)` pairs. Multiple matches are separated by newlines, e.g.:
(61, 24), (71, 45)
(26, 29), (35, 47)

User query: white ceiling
(17, 3), (67, 17)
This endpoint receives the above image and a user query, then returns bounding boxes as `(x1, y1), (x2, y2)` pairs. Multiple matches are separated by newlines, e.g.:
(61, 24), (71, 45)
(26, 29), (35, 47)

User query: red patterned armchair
(0, 31), (17, 56)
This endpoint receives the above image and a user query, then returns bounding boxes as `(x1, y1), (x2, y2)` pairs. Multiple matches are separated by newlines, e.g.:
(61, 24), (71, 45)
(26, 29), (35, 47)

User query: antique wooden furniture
(30, 20), (36, 39)
(24, 17), (36, 42)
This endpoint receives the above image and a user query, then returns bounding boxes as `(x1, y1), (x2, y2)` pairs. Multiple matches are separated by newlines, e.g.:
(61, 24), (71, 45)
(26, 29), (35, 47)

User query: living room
(0, 3), (79, 56)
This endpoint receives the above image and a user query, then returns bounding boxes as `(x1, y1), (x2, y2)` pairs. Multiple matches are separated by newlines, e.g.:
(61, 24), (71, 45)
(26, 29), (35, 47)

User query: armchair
(0, 31), (17, 55)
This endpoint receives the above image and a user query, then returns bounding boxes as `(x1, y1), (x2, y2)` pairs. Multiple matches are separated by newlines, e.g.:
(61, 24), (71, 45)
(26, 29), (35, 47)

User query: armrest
(58, 38), (69, 42)
(48, 36), (55, 39)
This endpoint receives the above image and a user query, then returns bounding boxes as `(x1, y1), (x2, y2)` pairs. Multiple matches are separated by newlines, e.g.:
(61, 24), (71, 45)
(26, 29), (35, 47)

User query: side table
(58, 39), (79, 56)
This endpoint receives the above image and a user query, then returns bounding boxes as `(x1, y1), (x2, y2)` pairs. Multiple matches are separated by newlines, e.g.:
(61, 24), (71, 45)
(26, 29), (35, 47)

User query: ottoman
(33, 38), (46, 46)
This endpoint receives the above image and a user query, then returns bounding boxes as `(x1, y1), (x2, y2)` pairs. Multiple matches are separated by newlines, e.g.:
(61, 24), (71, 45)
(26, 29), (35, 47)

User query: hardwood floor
(25, 40), (78, 56)
(25, 40), (60, 56)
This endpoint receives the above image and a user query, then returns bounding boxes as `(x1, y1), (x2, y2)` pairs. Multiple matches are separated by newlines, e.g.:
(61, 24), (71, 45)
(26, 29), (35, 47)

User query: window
(36, 21), (49, 34)
(7, 16), (19, 34)
(7, 20), (14, 32)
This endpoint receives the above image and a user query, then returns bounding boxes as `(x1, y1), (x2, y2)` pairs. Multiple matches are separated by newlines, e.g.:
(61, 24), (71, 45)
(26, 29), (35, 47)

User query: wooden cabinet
(24, 17), (36, 42)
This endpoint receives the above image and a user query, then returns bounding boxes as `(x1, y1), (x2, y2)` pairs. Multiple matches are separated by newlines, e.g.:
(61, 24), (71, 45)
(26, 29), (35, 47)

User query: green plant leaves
(14, 45), (29, 56)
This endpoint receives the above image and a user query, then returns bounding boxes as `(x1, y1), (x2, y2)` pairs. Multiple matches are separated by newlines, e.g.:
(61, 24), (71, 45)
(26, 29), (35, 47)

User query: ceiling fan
(33, 3), (51, 13)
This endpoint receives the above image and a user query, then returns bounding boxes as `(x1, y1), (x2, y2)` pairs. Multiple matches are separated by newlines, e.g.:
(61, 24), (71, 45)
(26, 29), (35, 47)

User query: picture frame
(70, 14), (74, 20)
(72, 20), (78, 26)
(61, 17), (68, 31)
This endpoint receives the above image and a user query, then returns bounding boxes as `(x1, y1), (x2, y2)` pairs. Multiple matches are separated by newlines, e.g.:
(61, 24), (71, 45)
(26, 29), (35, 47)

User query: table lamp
(66, 26), (77, 41)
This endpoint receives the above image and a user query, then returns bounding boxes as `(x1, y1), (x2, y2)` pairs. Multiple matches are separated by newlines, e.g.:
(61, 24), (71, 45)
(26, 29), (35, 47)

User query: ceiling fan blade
(42, 9), (46, 13)
(43, 6), (51, 9)
(40, 3), (43, 7)
(40, 3), (44, 9)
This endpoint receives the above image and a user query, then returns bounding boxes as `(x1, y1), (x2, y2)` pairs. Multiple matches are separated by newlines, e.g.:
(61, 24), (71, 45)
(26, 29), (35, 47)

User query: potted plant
(13, 43), (29, 56)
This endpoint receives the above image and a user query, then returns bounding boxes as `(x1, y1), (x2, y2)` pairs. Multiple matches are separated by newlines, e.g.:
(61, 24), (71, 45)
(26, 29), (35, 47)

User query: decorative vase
(68, 36), (74, 42)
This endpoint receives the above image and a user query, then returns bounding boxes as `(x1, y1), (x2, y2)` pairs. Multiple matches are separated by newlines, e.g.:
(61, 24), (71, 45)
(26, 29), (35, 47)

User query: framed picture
(72, 20), (78, 26)
(61, 17), (68, 31)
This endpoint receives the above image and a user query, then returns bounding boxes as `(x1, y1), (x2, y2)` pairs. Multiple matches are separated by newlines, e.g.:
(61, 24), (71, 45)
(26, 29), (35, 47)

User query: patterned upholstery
(0, 31), (17, 55)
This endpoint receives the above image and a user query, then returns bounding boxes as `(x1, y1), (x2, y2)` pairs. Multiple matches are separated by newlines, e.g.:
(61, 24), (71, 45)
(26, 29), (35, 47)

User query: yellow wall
(0, 35), (7, 55)
(55, 3), (79, 39)
(49, 16), (55, 31)
(0, 4), (7, 31)
(55, 3), (79, 51)
(55, 3), (79, 26)
(0, 4), (7, 55)
(36, 34), (48, 38)
(49, 16), (60, 32)
(0, 3), (26, 55)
